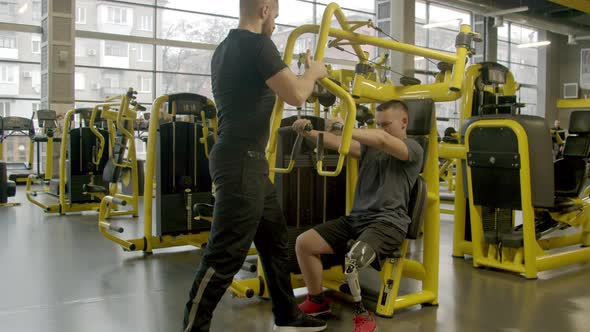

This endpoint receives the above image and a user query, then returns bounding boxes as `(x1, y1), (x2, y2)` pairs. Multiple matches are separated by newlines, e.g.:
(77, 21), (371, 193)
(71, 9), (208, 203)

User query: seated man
(292, 100), (423, 332)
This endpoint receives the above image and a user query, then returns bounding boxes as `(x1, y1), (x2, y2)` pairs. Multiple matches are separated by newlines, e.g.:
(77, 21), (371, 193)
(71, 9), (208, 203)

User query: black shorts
(313, 215), (406, 270)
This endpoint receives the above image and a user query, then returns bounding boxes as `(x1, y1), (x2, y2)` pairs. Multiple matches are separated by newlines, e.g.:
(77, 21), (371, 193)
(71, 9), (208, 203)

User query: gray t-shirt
(349, 138), (424, 233)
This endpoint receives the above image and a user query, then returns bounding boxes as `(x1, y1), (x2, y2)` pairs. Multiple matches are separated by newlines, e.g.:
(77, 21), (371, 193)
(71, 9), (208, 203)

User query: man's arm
(292, 119), (361, 159)
(351, 128), (410, 161)
(266, 50), (327, 107)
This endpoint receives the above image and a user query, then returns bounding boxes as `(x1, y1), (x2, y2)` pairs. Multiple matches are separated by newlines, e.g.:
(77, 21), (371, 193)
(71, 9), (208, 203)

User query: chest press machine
(227, 2), (478, 317)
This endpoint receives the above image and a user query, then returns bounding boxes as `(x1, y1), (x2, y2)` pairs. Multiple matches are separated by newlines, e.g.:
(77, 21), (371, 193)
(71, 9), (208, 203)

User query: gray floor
(1, 190), (590, 332)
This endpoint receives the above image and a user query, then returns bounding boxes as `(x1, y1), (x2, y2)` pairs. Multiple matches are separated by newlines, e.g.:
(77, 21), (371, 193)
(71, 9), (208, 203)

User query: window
(497, 22), (539, 115)
(76, 7), (87, 24)
(32, 1), (41, 20)
(75, 72), (85, 90)
(104, 76), (120, 88)
(31, 36), (40, 54)
(415, 1), (471, 130)
(105, 42), (128, 57)
(137, 44), (152, 62)
(138, 75), (151, 93)
(0, 1), (16, 16)
(0, 101), (10, 116)
(76, 1), (376, 110)
(0, 64), (15, 82)
(139, 15), (152, 31)
(32, 102), (39, 112)
(0, 37), (16, 49)
(107, 6), (128, 25)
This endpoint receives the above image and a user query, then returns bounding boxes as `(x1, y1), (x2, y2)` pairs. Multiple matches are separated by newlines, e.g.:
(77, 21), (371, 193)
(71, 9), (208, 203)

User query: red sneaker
(298, 295), (331, 317)
(353, 312), (377, 332)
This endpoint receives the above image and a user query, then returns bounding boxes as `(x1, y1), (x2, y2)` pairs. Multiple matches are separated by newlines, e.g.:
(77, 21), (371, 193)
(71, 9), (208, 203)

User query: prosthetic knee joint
(345, 241), (376, 302)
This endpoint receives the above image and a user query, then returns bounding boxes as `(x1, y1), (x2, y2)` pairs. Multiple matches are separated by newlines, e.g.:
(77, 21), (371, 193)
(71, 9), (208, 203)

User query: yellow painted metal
(27, 139), (34, 169)
(439, 143), (466, 160)
(462, 115), (590, 278)
(314, 100), (321, 117)
(44, 137), (53, 181)
(97, 93), (224, 255)
(536, 246), (590, 271)
(231, 1), (472, 314)
(556, 98), (590, 109)
(465, 120), (538, 278)
(549, 0), (590, 14)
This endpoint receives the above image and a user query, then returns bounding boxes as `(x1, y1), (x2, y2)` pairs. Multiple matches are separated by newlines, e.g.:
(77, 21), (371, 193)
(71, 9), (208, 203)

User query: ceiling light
(487, 6), (529, 17)
(516, 41), (551, 48)
(415, 57), (425, 61)
(423, 19), (462, 29)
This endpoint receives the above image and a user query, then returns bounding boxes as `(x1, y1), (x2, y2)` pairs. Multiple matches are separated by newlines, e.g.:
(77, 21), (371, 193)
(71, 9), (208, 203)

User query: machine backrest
(563, 111), (590, 159)
(464, 114), (554, 209)
(554, 111), (590, 196)
(406, 176), (427, 240)
(405, 99), (434, 173)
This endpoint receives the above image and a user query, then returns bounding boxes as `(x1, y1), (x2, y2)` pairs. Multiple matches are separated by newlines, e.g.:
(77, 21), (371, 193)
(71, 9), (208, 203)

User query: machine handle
(317, 132), (325, 162)
(111, 197), (127, 206)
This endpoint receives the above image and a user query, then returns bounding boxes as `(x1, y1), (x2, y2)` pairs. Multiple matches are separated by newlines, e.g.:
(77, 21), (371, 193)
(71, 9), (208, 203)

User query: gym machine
(26, 89), (141, 216)
(0, 115), (36, 184)
(442, 62), (590, 279)
(97, 93), (220, 254)
(228, 2), (478, 318)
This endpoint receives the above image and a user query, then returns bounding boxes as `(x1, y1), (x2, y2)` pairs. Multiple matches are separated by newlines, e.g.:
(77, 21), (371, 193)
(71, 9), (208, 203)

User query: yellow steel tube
(393, 291), (437, 310)
(538, 233), (582, 250)
(59, 109), (76, 213)
(315, 3), (365, 62)
(314, 100), (320, 117)
(351, 75), (462, 103)
(142, 96), (168, 252)
(89, 106), (106, 166)
(439, 143), (466, 160)
(27, 139), (34, 169)
(421, 107), (440, 301)
(449, 24), (471, 92)
(400, 259), (426, 281)
(45, 137), (53, 180)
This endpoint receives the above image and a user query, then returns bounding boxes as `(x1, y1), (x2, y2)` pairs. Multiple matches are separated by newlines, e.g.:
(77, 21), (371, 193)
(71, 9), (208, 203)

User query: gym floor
(1, 191), (590, 332)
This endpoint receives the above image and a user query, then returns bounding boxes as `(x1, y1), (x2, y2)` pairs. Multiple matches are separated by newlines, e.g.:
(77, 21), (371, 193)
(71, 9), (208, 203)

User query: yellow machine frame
(25, 90), (140, 216)
(230, 2), (478, 317)
(0, 117), (35, 184)
(96, 94), (231, 254)
(442, 64), (590, 279)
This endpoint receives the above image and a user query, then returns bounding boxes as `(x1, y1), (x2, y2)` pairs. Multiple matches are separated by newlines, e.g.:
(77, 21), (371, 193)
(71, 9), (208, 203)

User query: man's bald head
(239, 0), (279, 37)
(240, 0), (277, 19)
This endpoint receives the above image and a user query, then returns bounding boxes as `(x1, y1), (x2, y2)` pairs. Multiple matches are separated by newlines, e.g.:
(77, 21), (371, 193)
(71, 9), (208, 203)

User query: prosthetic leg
(346, 241), (378, 331)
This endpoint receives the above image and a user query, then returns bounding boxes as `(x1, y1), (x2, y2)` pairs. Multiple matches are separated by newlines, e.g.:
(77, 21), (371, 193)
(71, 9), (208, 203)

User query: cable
(331, 43), (406, 78)
(372, 25), (440, 70)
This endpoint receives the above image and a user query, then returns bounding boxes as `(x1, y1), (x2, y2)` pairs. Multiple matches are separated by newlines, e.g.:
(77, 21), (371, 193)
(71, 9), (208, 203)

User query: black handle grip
(112, 198), (127, 206)
(317, 132), (324, 161)
(241, 263), (257, 273)
(110, 225), (124, 233)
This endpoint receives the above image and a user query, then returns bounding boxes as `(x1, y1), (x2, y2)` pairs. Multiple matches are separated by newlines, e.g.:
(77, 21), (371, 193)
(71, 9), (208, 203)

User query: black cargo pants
(183, 147), (299, 331)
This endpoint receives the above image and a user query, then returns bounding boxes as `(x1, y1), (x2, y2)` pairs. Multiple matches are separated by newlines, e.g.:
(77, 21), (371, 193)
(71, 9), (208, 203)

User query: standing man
(183, 1), (328, 331)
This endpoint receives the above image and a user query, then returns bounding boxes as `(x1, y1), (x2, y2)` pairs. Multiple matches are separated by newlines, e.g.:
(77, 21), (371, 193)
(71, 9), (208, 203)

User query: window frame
(76, 7), (87, 25)
(107, 6), (128, 25)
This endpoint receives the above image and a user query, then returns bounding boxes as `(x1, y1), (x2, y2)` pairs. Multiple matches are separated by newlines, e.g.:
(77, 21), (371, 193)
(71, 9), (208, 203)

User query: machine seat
(82, 184), (108, 194)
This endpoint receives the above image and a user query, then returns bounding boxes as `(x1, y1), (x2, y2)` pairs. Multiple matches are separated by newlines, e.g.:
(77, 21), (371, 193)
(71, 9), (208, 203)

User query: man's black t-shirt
(211, 29), (287, 152)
